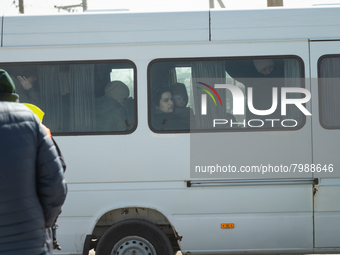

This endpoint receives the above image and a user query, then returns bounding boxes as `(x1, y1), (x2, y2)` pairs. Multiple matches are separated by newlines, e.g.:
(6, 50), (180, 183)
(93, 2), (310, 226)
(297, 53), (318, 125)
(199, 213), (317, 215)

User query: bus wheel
(96, 219), (174, 255)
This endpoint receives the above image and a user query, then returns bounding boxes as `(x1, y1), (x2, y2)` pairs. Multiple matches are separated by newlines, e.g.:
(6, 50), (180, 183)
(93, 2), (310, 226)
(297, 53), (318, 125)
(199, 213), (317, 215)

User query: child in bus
(170, 82), (195, 129)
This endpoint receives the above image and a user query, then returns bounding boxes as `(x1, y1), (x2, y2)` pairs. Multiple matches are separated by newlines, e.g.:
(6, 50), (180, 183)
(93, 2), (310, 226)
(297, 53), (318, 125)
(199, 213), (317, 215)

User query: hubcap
(111, 236), (157, 255)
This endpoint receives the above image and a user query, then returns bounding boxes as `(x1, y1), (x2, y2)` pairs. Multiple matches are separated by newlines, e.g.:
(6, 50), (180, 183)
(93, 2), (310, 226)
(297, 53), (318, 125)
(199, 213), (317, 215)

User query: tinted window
(319, 56), (340, 128)
(0, 61), (136, 135)
(149, 57), (304, 132)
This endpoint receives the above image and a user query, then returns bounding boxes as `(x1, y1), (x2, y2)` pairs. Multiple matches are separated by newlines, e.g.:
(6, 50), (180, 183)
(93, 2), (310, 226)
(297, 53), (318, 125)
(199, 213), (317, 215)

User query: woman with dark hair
(151, 87), (188, 131)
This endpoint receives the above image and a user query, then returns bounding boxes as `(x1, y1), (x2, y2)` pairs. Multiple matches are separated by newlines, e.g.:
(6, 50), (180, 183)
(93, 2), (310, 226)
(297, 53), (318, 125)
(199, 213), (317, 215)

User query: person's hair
(171, 83), (188, 106)
(152, 87), (171, 109)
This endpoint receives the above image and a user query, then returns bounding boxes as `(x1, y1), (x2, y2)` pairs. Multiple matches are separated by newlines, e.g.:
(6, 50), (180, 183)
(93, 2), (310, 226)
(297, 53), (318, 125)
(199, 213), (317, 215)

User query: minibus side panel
(2, 11), (209, 47)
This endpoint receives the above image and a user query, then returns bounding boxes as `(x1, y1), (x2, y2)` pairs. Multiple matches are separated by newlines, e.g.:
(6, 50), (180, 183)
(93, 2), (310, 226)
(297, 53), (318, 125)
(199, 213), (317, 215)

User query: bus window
(319, 56), (340, 129)
(148, 57), (304, 132)
(175, 67), (193, 109)
(0, 61), (136, 135)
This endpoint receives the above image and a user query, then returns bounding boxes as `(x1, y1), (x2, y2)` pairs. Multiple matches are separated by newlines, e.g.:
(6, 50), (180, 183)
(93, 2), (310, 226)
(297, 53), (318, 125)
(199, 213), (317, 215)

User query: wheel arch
(89, 207), (181, 253)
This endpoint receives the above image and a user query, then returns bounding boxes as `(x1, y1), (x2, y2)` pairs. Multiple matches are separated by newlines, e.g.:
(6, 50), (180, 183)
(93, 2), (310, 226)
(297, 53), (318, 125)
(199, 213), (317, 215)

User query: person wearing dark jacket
(22, 103), (66, 252)
(170, 83), (196, 129)
(0, 69), (67, 255)
(224, 58), (285, 126)
(95, 81), (129, 132)
(151, 87), (188, 131)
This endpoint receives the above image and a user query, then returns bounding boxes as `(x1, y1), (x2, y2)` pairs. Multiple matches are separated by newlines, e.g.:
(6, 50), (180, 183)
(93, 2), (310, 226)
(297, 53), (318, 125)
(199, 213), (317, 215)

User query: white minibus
(1, 6), (340, 255)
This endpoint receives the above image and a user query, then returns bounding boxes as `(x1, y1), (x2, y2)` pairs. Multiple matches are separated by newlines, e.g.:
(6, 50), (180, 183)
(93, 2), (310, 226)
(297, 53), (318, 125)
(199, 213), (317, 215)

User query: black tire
(96, 219), (174, 255)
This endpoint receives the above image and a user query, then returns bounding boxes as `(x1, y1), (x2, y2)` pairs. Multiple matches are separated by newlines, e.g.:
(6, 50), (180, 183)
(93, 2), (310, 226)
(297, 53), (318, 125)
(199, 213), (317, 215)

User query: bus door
(310, 41), (340, 249)
(171, 42), (315, 252)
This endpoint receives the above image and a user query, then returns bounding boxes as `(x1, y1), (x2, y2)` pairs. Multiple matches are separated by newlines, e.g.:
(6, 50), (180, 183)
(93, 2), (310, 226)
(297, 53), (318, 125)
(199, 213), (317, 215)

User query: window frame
(0, 59), (138, 136)
(318, 54), (340, 130)
(148, 55), (306, 134)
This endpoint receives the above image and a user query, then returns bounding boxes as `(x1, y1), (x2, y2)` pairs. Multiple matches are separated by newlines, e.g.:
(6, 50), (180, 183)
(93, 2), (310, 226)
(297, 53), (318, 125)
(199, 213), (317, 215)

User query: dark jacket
(0, 100), (67, 255)
(95, 96), (128, 132)
(173, 106), (196, 129)
(151, 110), (189, 131)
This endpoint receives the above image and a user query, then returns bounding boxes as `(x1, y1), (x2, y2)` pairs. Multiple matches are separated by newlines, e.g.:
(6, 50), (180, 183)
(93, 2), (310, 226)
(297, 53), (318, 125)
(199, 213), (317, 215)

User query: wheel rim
(111, 236), (157, 255)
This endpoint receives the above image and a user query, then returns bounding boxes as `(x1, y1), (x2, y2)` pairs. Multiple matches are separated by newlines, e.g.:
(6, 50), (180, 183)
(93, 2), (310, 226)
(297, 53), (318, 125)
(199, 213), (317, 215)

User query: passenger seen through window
(170, 83), (195, 129)
(151, 87), (188, 131)
(95, 81), (129, 132)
